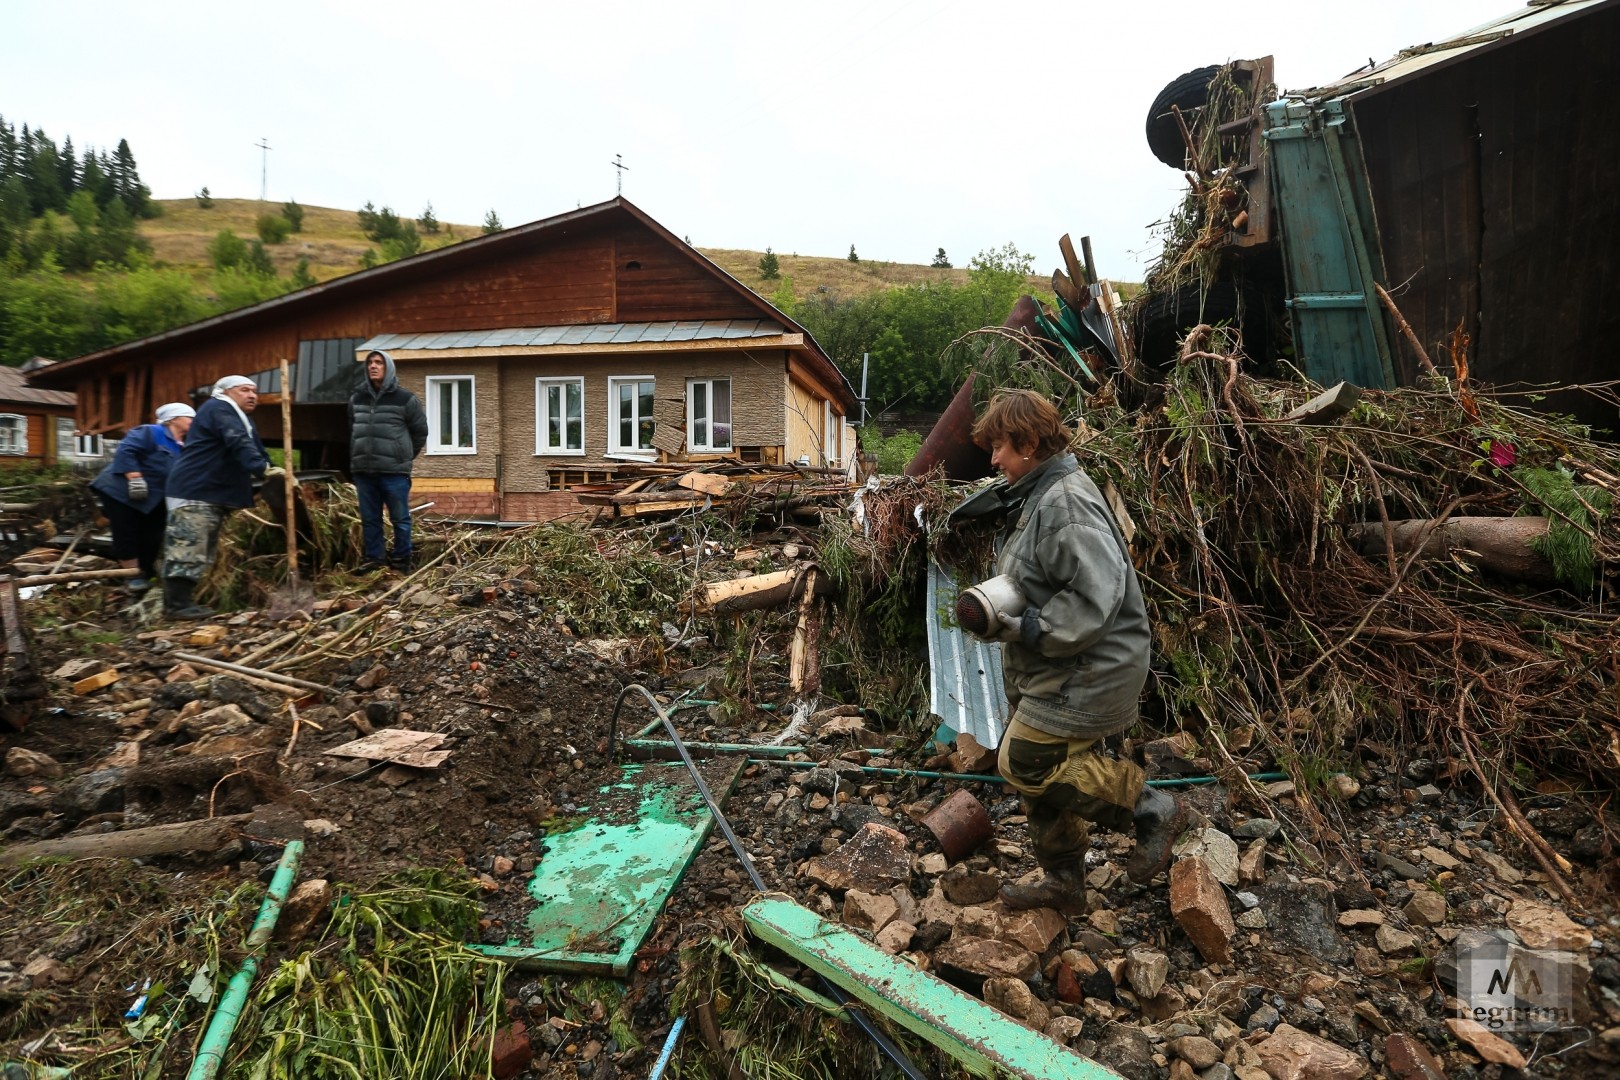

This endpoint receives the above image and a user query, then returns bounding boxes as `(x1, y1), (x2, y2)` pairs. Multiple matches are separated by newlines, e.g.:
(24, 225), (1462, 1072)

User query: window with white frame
(74, 433), (105, 458)
(608, 376), (655, 455)
(536, 377), (584, 455)
(0, 415), (26, 455)
(425, 376), (476, 454)
(687, 378), (731, 453)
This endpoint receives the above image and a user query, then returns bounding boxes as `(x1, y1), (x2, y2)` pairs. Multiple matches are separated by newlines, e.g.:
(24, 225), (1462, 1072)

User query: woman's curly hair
(970, 389), (1071, 459)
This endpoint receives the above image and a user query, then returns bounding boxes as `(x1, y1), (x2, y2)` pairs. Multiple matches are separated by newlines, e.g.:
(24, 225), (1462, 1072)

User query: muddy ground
(3, 537), (1619, 1079)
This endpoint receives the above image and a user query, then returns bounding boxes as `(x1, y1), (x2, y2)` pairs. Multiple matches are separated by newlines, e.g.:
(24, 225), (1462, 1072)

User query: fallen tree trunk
(13, 567), (140, 587)
(0, 813), (253, 864)
(688, 566), (834, 615)
(1349, 516), (1554, 583)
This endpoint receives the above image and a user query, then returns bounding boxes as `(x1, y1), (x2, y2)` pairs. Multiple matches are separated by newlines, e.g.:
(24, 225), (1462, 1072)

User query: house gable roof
(0, 365), (75, 408)
(27, 198), (857, 410)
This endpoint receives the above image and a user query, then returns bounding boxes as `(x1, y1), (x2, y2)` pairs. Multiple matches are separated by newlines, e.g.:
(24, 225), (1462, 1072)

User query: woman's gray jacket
(994, 452), (1151, 739)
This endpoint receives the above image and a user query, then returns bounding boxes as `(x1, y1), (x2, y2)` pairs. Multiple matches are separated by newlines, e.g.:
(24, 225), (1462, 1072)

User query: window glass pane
(713, 380), (731, 449)
(637, 381), (654, 449)
(455, 380), (473, 447)
(437, 384), (452, 446)
(546, 385), (562, 448)
(566, 383), (582, 450)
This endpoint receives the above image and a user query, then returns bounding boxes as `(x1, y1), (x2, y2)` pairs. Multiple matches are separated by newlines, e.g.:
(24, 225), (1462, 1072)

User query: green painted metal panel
(471, 759), (743, 975)
(742, 896), (1124, 1080)
(1264, 97), (1397, 389)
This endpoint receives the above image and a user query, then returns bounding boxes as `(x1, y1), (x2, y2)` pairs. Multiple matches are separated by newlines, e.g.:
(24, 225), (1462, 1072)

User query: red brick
(491, 1020), (532, 1080)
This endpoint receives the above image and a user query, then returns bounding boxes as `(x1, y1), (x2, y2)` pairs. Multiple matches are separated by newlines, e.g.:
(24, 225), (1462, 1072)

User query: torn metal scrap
(327, 729), (453, 769)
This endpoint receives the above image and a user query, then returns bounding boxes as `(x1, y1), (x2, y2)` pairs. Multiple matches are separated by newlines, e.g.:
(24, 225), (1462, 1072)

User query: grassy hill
(141, 199), (1052, 298)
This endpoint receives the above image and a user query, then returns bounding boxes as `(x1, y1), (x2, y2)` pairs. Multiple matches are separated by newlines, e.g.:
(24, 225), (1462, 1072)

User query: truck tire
(1145, 65), (1220, 169)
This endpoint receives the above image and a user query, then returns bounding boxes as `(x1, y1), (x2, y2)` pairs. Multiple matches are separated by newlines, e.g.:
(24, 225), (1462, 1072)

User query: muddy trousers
(162, 501), (229, 583)
(997, 714), (1145, 874)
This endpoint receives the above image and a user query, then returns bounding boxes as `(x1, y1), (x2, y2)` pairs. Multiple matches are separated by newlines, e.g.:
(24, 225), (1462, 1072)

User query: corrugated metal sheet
(925, 560), (1008, 750)
(360, 319), (782, 353)
(3, 366), (76, 408)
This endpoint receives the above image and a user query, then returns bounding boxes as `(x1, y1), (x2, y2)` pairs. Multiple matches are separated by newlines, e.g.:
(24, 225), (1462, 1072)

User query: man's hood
(365, 350), (399, 395)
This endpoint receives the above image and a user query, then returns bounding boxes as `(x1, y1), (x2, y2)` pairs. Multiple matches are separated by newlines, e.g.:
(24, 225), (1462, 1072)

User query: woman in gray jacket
(964, 390), (1187, 913)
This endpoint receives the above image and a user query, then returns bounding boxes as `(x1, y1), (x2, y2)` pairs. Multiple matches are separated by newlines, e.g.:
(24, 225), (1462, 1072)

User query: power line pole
(254, 138), (272, 202)
(612, 153), (628, 196)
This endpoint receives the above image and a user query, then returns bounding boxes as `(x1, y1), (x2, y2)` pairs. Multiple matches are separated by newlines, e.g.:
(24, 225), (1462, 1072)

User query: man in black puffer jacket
(350, 350), (428, 570)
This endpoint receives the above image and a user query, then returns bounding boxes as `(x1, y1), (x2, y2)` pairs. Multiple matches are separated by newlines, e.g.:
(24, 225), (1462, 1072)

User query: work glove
(125, 476), (149, 502)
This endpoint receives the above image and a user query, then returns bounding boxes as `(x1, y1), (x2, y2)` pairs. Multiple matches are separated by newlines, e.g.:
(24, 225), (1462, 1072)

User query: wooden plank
(677, 471), (730, 496)
(1058, 234), (1089, 289)
(743, 897), (1123, 1079)
(72, 669), (121, 695)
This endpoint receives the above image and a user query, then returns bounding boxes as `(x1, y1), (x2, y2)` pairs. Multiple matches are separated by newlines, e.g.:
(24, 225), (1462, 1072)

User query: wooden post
(278, 358), (300, 590)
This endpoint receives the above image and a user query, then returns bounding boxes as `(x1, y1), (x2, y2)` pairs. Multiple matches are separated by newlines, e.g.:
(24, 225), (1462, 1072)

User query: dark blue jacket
(165, 397), (269, 508)
(349, 351), (428, 474)
(90, 423), (184, 513)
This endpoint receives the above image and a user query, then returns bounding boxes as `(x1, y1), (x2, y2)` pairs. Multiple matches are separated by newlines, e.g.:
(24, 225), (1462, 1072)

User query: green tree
(769, 275), (795, 314)
(0, 257), (94, 363)
(380, 221), (421, 261)
(256, 213), (291, 244)
(195, 186), (214, 209)
(758, 247), (780, 280)
(281, 199), (303, 232)
(359, 247), (379, 270)
(212, 266), (289, 308)
(357, 201), (379, 237)
(931, 247), (951, 268)
(96, 197), (147, 266)
(482, 209), (502, 234)
(245, 240), (275, 276)
(418, 202), (439, 234)
(208, 229), (248, 271)
(847, 244), (859, 263)
(290, 257), (316, 289)
(59, 189), (101, 270)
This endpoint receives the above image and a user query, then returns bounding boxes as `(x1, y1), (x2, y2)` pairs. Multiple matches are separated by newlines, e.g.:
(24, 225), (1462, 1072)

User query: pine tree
(931, 247), (951, 268)
(245, 239), (275, 276)
(281, 199), (303, 232)
(357, 201), (379, 238)
(291, 257), (316, 289)
(25, 128), (66, 215)
(847, 244), (859, 263)
(758, 247), (780, 280)
(196, 186), (214, 209)
(58, 136), (79, 196)
(482, 209), (502, 234)
(418, 202), (439, 234)
(82, 152), (113, 207)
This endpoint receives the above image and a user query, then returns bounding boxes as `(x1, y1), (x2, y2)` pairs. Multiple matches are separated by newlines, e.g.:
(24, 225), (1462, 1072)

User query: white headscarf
(155, 402), (196, 424)
(211, 376), (257, 437)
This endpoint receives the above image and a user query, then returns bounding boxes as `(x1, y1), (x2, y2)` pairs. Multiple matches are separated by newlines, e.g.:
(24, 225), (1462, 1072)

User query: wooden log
(691, 567), (832, 615)
(789, 569), (819, 694)
(1349, 516), (1554, 582)
(12, 567), (140, 587)
(0, 813), (254, 865)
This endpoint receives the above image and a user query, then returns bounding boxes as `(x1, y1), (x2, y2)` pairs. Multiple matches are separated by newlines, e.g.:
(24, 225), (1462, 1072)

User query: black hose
(608, 684), (929, 1080)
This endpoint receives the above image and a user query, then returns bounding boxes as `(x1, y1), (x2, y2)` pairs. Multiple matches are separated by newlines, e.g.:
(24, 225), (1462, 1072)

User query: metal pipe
(647, 1016), (686, 1080)
(186, 839), (304, 1080)
(609, 685), (929, 1080)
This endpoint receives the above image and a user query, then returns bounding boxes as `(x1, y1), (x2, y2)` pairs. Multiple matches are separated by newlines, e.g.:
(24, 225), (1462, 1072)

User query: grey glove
(125, 476), (149, 502)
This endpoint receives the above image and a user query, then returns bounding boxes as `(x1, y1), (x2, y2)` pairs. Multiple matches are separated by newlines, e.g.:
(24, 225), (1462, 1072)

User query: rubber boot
(164, 577), (213, 620)
(999, 865), (1088, 916)
(1124, 787), (1189, 884)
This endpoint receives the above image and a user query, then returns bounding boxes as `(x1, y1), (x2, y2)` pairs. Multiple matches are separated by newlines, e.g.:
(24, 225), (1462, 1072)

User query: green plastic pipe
(186, 840), (304, 1080)
(753, 760), (1291, 788)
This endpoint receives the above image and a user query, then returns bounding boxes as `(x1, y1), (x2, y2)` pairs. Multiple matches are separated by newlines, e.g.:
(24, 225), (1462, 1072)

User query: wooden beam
(0, 813), (255, 865)
(385, 334), (804, 361)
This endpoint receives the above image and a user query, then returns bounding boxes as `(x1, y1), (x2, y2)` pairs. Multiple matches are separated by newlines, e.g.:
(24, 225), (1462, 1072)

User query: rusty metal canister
(921, 788), (992, 861)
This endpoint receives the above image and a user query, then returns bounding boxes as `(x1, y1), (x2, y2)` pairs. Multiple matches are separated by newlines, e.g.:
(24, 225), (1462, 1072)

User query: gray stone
(50, 768), (128, 822)
(1374, 852), (1425, 880)
(940, 865), (1002, 905)
(1246, 1003), (1281, 1033)
(1176, 827), (1242, 886)
(1126, 946), (1169, 1000)
(1255, 879), (1346, 959)
(1096, 1025), (1157, 1080)
(1236, 908), (1268, 929)
(1169, 1035), (1222, 1070)
(1415, 784), (1443, 803)
(800, 768), (839, 796)
(1233, 818), (1280, 841)
(210, 676), (280, 722)
(1199, 1065), (1234, 1080)
(1376, 925), (1419, 956)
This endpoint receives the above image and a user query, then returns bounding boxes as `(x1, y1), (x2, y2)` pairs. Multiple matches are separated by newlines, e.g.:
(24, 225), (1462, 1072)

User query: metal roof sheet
(925, 560), (1008, 751)
(358, 319), (788, 354)
(1297, 0), (1608, 100)
(2, 365), (76, 408)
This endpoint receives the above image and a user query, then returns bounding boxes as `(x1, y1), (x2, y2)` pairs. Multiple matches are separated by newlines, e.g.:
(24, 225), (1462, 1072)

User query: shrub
(256, 213), (291, 244)
(208, 229), (248, 271)
(861, 427), (921, 475)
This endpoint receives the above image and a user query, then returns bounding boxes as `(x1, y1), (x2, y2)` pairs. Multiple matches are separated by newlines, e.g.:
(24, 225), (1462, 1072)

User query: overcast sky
(5, 0), (1504, 280)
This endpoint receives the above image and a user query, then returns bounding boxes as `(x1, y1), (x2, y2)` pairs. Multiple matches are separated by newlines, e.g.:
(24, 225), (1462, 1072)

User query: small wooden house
(0, 361), (95, 468)
(26, 199), (858, 519)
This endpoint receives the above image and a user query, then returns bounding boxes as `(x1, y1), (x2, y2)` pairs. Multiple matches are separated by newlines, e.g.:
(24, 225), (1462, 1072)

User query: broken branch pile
(1061, 350), (1620, 807)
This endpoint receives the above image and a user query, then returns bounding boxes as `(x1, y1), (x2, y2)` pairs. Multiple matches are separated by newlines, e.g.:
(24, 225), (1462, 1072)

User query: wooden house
(26, 199), (859, 519)
(0, 361), (96, 468)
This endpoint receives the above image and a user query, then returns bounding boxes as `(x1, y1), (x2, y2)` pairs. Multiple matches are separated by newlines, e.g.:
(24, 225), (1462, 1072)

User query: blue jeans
(353, 473), (413, 563)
